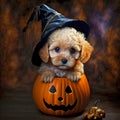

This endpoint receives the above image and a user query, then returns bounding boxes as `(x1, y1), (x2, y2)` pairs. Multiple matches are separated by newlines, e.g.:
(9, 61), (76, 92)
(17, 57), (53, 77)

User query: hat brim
(63, 20), (90, 38)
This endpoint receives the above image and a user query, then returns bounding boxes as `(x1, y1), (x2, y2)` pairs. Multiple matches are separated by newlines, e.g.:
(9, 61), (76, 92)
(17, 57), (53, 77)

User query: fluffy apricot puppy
(39, 27), (93, 82)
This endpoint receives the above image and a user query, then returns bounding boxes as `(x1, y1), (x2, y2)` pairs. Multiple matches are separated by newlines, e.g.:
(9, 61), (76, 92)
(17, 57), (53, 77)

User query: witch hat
(24, 4), (90, 66)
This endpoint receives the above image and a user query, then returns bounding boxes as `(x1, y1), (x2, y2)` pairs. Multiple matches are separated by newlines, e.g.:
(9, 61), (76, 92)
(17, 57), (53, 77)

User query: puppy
(39, 27), (93, 82)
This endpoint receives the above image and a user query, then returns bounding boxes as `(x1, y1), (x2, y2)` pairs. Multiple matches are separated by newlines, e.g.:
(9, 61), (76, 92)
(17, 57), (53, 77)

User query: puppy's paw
(41, 71), (55, 83)
(67, 72), (82, 82)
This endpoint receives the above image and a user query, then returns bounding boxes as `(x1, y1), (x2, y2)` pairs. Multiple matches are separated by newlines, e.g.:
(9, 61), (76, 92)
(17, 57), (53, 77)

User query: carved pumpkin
(32, 74), (90, 116)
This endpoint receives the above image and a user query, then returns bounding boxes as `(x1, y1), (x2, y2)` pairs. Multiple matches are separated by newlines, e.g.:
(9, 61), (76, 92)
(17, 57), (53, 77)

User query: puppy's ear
(80, 40), (93, 63)
(39, 43), (49, 63)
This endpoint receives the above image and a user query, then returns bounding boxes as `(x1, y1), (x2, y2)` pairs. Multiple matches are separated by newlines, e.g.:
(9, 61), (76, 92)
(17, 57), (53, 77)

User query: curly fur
(39, 27), (93, 82)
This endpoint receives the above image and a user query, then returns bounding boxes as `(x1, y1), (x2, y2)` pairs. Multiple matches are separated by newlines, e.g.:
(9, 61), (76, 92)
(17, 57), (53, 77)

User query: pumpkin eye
(65, 86), (72, 94)
(49, 85), (56, 93)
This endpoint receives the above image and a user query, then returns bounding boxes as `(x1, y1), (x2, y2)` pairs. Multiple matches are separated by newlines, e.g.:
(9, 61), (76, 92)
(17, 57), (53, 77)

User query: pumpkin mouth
(43, 98), (77, 111)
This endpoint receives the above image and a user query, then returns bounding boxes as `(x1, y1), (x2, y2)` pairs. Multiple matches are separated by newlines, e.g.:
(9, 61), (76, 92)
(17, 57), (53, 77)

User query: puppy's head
(39, 27), (93, 69)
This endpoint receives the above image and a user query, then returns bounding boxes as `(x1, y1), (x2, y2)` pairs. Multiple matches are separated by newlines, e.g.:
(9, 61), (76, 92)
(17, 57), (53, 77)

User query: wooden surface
(0, 87), (120, 120)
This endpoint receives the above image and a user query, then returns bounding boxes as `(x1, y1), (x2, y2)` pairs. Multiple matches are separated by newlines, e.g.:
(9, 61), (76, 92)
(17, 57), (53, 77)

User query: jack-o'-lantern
(32, 74), (90, 116)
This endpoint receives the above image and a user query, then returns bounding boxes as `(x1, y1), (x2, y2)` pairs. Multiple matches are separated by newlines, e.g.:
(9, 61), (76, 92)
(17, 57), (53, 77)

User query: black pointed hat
(30, 4), (90, 66)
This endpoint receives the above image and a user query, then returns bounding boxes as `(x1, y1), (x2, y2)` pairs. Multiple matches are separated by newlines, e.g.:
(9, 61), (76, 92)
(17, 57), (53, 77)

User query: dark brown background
(0, 0), (120, 92)
(0, 0), (120, 120)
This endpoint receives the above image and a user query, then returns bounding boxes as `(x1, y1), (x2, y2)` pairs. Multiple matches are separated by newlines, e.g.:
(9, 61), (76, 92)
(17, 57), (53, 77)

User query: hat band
(42, 12), (61, 33)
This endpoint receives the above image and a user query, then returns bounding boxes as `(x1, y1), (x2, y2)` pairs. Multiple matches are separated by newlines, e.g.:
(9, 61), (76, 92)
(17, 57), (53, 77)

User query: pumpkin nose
(58, 97), (63, 101)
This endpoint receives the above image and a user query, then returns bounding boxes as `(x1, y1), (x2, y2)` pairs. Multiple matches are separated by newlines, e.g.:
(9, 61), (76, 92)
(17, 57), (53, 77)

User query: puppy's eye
(55, 47), (60, 53)
(70, 47), (76, 54)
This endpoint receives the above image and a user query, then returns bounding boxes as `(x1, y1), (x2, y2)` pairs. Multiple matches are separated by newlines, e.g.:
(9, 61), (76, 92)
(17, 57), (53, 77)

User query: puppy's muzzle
(61, 58), (68, 64)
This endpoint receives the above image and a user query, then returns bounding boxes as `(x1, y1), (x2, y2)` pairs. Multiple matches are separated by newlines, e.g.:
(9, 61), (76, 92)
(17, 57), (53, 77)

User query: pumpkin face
(43, 85), (77, 112)
(33, 74), (90, 116)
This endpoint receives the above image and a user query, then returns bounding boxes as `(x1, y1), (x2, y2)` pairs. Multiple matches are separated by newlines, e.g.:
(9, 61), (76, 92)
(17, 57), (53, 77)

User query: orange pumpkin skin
(32, 74), (90, 116)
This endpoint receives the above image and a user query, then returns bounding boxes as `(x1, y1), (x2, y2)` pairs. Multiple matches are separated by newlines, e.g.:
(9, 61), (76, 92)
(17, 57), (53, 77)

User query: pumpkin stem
(94, 99), (100, 106)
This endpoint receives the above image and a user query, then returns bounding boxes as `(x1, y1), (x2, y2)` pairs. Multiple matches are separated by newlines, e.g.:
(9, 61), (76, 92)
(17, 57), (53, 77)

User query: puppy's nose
(61, 58), (68, 64)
